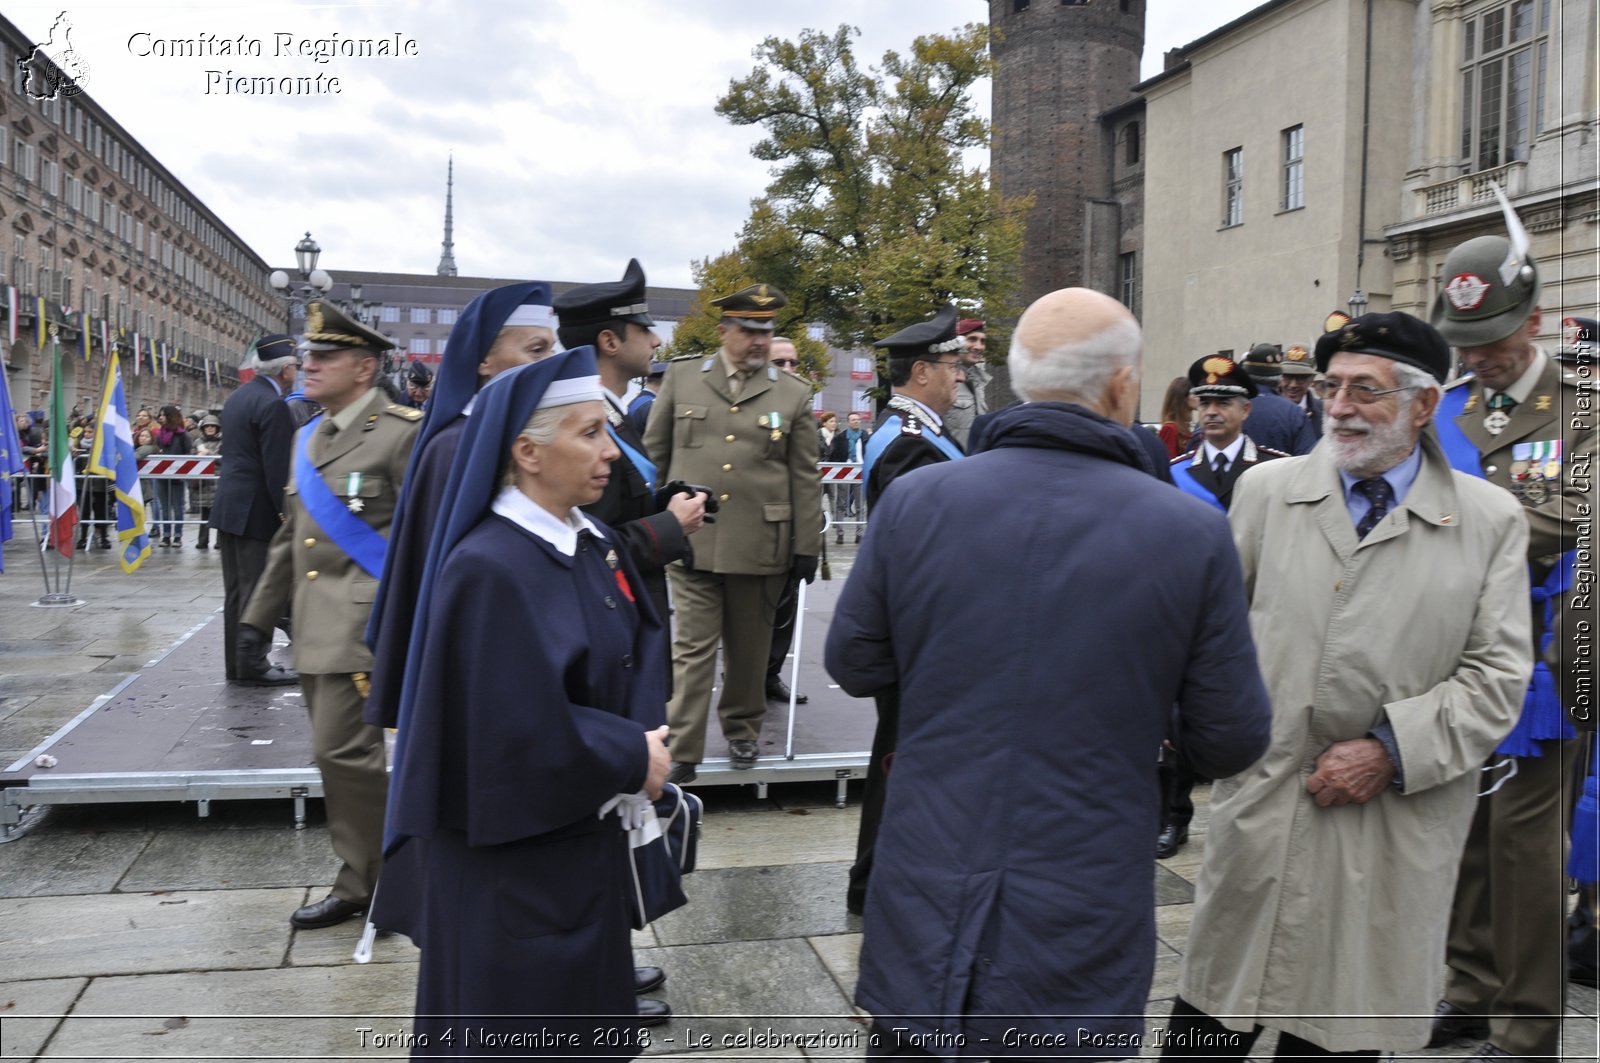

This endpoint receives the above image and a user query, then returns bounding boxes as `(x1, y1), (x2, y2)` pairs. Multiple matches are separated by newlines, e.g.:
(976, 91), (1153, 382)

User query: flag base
(32, 593), (82, 607)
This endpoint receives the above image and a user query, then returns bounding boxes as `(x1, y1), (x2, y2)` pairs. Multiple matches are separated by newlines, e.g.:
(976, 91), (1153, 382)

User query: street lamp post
(268, 231), (334, 333)
(1347, 288), (1369, 320)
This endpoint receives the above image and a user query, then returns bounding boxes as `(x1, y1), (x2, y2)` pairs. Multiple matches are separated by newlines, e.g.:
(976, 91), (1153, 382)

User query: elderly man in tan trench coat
(1164, 313), (1532, 1058)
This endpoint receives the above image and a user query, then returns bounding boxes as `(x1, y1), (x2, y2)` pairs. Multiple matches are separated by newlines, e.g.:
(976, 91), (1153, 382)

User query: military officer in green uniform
(643, 283), (823, 782)
(240, 300), (421, 930)
(1425, 218), (1597, 1063)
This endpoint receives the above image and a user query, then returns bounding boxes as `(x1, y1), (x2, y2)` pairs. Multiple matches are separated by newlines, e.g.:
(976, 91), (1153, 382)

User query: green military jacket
(643, 352), (823, 576)
(242, 386), (420, 674)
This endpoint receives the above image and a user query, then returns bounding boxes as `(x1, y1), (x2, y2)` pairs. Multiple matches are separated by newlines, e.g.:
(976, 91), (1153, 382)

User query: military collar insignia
(1534, 395), (1552, 411)
(1444, 273), (1491, 311)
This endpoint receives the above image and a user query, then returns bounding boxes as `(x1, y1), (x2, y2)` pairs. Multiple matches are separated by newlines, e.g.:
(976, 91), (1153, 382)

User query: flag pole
(37, 326), (80, 606)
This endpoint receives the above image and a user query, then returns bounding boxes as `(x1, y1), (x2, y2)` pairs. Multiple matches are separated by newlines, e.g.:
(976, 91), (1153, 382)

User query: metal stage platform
(0, 581), (873, 834)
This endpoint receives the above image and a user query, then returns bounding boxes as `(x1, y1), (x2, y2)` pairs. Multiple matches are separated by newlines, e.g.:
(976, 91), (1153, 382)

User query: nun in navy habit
(364, 282), (557, 728)
(372, 349), (671, 1058)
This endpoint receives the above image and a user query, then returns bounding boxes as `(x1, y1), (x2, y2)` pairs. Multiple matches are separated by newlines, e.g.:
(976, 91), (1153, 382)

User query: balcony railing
(1416, 160), (1527, 218)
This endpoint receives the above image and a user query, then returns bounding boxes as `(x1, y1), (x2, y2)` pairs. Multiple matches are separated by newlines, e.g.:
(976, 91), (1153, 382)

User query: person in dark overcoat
(372, 351), (670, 1059)
(211, 336), (298, 684)
(825, 287), (1271, 1056)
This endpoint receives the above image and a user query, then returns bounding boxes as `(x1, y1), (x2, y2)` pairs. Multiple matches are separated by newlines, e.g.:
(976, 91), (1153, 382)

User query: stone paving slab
(635, 937), (859, 1056)
(653, 862), (860, 947)
(0, 887), (304, 978)
(697, 807), (858, 871)
(0, 827), (151, 898)
(1154, 864), (1194, 906)
(807, 932), (862, 1003)
(119, 827), (338, 893)
(38, 963), (418, 1060)
(289, 924), (420, 968)
(0, 976), (87, 1059)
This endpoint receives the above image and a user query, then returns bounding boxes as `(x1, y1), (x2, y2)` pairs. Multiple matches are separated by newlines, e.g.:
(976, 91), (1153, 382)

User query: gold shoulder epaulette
(385, 404), (424, 421)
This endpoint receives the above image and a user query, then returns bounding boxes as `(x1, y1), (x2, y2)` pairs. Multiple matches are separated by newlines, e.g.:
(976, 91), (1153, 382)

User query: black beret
(875, 304), (962, 359)
(1313, 311), (1450, 384)
(553, 259), (655, 329)
(1188, 355), (1258, 399)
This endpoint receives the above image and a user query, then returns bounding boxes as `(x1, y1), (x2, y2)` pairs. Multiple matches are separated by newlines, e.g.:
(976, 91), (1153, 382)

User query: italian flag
(46, 343), (76, 556)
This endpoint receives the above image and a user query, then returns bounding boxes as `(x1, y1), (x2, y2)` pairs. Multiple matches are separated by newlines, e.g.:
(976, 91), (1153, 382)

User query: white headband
(537, 374), (604, 409)
(503, 303), (557, 329)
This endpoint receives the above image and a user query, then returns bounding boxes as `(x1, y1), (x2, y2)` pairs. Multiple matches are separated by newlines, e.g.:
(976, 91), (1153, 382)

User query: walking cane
(352, 880), (380, 963)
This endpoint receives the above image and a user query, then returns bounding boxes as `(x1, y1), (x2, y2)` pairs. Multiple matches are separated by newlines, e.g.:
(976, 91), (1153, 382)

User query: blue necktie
(1354, 477), (1394, 540)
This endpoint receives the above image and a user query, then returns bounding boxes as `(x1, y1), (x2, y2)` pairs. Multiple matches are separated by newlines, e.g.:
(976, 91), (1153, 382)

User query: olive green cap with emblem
(712, 283), (787, 331)
(1281, 345), (1316, 375)
(302, 300), (395, 354)
(1429, 235), (1541, 348)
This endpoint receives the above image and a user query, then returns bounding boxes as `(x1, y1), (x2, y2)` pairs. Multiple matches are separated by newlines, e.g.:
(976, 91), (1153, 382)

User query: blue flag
(87, 354), (151, 573)
(0, 366), (24, 571)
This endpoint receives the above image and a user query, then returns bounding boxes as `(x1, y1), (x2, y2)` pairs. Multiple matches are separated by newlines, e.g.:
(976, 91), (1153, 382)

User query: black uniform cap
(874, 304), (963, 359)
(1312, 311), (1451, 384)
(1188, 355), (1258, 399)
(256, 333), (298, 363)
(552, 259), (655, 329)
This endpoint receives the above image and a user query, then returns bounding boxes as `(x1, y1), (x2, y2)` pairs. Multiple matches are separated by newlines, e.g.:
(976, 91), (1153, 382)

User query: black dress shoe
(728, 739), (759, 769)
(234, 660), (299, 687)
(1427, 1000), (1489, 1048)
(667, 762), (697, 785)
(290, 895), (369, 929)
(766, 676), (808, 704)
(636, 997), (671, 1026)
(634, 966), (666, 994)
(1156, 824), (1188, 859)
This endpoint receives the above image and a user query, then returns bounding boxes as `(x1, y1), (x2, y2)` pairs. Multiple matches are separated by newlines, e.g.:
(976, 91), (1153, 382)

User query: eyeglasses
(1311, 380), (1416, 404)
(771, 359), (798, 368)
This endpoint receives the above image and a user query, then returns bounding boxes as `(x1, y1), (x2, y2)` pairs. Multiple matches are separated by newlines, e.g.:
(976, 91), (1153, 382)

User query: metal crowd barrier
(10, 456), (219, 541)
(818, 461), (866, 539)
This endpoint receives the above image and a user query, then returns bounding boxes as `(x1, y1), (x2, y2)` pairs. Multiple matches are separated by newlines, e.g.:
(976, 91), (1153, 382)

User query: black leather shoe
(290, 895), (368, 929)
(636, 998), (671, 1026)
(1428, 1001), (1489, 1048)
(667, 762), (697, 785)
(634, 966), (665, 994)
(728, 740), (759, 769)
(234, 661), (299, 687)
(1156, 824), (1188, 859)
(766, 676), (808, 704)
(1464, 1045), (1518, 1063)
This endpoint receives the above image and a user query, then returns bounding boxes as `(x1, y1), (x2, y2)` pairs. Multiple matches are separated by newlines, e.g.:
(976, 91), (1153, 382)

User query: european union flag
(0, 366), (25, 572)
(87, 354), (151, 573)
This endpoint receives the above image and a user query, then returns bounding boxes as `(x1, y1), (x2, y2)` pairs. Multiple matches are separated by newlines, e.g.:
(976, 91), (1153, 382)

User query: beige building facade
(1137, 0), (1422, 410)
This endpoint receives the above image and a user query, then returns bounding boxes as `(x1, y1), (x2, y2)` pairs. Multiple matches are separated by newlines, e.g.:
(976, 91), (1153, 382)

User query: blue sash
(1171, 460), (1226, 513)
(605, 423), (656, 493)
(294, 415), (389, 580)
(863, 414), (964, 481)
(1435, 384), (1575, 754)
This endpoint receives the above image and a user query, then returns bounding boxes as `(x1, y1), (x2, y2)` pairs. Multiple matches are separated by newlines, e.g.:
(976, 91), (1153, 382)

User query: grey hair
(258, 355), (297, 377)
(1008, 317), (1142, 403)
(1390, 360), (1442, 418)
(502, 405), (574, 485)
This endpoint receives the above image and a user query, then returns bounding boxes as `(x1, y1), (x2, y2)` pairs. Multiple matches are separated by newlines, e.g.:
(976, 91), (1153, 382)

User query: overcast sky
(5, 0), (1261, 289)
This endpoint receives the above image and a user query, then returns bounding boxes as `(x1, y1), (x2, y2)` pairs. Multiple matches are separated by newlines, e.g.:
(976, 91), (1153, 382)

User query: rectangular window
(408, 336), (429, 355)
(1461, 1), (1548, 172)
(1119, 252), (1139, 317)
(409, 307), (430, 325)
(1222, 147), (1244, 227)
(1281, 125), (1305, 210)
(437, 307), (458, 325)
(380, 305), (400, 323)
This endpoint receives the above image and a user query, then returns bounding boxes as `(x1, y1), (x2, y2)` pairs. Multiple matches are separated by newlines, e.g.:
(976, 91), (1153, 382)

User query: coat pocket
(494, 830), (613, 938)
(762, 502), (793, 566)
(674, 405), (708, 449)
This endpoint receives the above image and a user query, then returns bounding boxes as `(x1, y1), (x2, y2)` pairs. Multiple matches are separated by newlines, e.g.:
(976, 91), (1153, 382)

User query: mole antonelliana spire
(436, 154), (458, 277)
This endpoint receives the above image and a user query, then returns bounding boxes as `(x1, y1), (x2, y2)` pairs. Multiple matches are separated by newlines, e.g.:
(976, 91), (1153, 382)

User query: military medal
(768, 411), (782, 442)
(1484, 392), (1515, 436)
(346, 471), (365, 513)
(603, 547), (635, 602)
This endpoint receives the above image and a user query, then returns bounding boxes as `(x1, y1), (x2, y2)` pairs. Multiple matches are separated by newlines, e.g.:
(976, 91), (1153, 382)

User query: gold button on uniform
(723, 464), (733, 471)
(730, 405), (740, 413)
(307, 571), (319, 581)
(719, 493), (731, 503)
(304, 538), (316, 547)
(725, 434), (736, 442)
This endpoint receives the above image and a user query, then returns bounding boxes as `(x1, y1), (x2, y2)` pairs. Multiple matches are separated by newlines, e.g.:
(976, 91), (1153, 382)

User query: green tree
(667, 23), (1028, 372)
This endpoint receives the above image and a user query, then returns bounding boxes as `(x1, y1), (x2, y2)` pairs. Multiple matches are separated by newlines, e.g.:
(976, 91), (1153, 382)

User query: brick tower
(990, 0), (1144, 304)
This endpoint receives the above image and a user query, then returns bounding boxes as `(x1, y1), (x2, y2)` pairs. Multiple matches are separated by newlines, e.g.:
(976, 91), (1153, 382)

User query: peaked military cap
(1560, 316), (1597, 365)
(255, 333), (298, 364)
(875, 304), (963, 359)
(711, 283), (786, 331)
(1243, 343), (1283, 380)
(406, 361), (433, 387)
(302, 301), (394, 354)
(1281, 345), (1316, 375)
(1430, 235), (1541, 347)
(1313, 311), (1450, 384)
(1188, 355), (1258, 399)
(553, 259), (655, 329)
